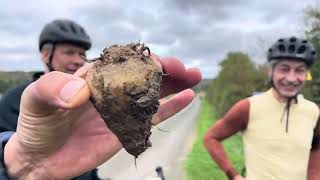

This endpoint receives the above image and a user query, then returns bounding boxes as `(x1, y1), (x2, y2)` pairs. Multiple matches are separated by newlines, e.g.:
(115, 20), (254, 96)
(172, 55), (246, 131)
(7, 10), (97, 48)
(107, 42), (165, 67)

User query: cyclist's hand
(233, 175), (245, 180)
(4, 56), (201, 180)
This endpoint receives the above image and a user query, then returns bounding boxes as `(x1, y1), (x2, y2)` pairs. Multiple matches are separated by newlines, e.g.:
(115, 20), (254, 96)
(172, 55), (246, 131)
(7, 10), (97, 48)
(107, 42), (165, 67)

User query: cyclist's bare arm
(308, 115), (320, 180)
(204, 99), (249, 180)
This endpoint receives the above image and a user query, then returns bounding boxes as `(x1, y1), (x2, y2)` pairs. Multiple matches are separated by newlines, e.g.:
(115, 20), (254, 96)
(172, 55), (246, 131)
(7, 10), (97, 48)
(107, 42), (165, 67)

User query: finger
(152, 89), (195, 125)
(184, 67), (202, 87)
(158, 57), (186, 79)
(22, 71), (90, 114)
(159, 67), (202, 98)
(74, 63), (94, 79)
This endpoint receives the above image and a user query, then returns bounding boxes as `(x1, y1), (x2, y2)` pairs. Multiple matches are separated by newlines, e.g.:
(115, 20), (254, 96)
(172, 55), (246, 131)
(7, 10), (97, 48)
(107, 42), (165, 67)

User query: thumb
(22, 71), (90, 114)
(16, 71), (90, 154)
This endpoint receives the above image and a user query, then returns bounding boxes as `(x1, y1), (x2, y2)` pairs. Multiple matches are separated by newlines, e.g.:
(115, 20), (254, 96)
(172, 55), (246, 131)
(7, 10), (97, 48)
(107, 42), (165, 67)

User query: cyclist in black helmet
(39, 19), (91, 73)
(204, 37), (320, 180)
(0, 19), (202, 180)
(0, 19), (101, 180)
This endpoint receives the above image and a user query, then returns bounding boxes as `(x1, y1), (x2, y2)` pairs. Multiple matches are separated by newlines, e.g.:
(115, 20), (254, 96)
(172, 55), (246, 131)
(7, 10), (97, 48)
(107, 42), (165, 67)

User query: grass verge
(184, 99), (244, 180)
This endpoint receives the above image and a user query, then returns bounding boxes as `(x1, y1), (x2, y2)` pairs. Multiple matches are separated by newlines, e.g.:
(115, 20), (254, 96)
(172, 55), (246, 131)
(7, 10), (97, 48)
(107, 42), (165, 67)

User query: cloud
(165, 0), (246, 21)
(0, 0), (318, 78)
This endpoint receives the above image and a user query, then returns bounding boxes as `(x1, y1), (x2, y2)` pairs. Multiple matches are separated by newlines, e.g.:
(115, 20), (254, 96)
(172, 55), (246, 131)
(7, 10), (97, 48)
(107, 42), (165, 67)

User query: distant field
(184, 99), (244, 180)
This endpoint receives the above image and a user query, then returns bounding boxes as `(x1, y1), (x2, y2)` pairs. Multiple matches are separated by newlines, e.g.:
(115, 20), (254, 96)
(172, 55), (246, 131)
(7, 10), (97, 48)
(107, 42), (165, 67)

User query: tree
(206, 52), (268, 117)
(303, 6), (320, 104)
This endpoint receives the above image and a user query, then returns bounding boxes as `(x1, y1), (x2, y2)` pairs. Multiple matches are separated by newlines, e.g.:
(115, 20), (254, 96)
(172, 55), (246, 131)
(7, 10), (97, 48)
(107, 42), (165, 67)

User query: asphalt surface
(97, 96), (201, 180)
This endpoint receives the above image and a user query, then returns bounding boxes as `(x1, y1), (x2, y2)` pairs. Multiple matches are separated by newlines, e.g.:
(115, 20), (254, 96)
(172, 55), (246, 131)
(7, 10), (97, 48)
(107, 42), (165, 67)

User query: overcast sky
(0, 0), (319, 78)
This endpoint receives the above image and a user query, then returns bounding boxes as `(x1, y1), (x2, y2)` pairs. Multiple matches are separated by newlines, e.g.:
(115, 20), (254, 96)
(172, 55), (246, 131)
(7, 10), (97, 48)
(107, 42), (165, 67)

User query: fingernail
(60, 79), (85, 102)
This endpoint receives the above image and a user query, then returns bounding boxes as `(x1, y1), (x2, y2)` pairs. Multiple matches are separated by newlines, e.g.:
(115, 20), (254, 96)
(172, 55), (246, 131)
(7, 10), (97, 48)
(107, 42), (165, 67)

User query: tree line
(205, 52), (269, 117)
(0, 71), (33, 94)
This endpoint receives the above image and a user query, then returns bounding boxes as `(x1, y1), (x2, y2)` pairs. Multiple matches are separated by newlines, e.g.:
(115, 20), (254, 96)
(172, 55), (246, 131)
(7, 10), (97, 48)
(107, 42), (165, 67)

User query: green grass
(184, 99), (244, 180)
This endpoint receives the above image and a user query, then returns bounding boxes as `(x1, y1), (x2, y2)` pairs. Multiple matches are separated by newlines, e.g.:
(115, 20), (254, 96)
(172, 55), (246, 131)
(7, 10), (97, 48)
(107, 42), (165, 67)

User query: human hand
(152, 55), (201, 98)
(233, 175), (246, 180)
(4, 56), (201, 180)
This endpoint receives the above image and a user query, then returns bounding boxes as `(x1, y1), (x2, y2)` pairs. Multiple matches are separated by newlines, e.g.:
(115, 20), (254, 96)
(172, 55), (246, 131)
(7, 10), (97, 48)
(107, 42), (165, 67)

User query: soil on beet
(85, 43), (163, 157)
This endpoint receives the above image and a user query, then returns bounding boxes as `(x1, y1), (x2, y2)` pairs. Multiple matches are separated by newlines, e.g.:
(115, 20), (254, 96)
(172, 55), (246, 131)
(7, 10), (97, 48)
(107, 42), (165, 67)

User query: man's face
(270, 59), (307, 98)
(43, 43), (86, 74)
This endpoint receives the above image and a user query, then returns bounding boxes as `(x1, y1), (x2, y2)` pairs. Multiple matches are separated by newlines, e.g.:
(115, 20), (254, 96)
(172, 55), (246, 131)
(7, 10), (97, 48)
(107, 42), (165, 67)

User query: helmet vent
(278, 45), (285, 52)
(297, 46), (306, 54)
(288, 45), (295, 53)
(289, 37), (297, 42)
(58, 24), (68, 32)
(70, 24), (77, 34)
(79, 27), (85, 34)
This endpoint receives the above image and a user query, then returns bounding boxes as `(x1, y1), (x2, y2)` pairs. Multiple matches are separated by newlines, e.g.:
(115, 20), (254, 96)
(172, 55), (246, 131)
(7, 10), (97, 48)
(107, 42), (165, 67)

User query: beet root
(85, 43), (163, 157)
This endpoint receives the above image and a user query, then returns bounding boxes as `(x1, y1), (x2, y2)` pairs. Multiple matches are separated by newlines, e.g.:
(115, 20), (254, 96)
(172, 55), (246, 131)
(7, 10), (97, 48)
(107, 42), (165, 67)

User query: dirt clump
(85, 43), (163, 157)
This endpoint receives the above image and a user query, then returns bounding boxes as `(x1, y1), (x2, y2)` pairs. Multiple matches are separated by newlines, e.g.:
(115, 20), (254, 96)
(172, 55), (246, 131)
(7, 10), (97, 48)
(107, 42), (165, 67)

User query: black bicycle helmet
(39, 19), (91, 51)
(267, 36), (316, 67)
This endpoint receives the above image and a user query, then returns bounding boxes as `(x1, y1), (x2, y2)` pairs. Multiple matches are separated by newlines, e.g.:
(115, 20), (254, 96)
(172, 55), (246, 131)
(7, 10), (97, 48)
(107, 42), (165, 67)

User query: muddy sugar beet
(85, 43), (163, 157)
